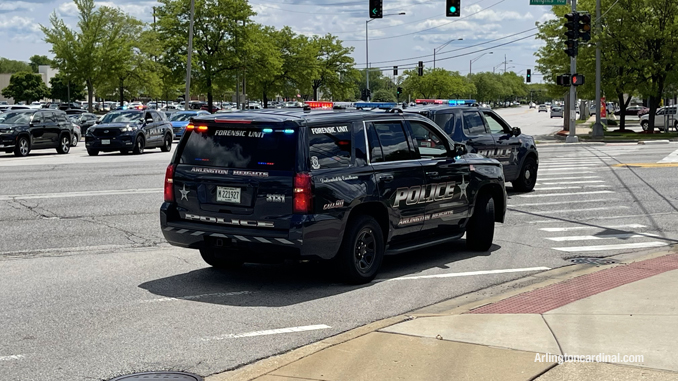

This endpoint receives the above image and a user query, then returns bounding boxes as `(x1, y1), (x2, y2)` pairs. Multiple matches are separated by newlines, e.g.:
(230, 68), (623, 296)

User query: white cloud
(0, 2), (36, 12)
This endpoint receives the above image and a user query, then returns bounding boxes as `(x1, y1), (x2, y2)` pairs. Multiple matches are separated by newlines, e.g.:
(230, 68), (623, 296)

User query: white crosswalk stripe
(657, 148), (678, 163)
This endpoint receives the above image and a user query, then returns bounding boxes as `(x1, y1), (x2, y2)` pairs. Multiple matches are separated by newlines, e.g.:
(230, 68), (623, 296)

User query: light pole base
(565, 135), (580, 143)
(592, 122), (605, 137)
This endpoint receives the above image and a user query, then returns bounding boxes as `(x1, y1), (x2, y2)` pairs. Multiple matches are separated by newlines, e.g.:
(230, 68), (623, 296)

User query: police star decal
(457, 176), (468, 201)
(179, 184), (190, 201)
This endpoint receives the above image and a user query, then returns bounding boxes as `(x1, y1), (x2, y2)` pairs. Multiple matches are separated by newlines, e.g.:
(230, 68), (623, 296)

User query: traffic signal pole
(591, 0), (604, 137)
(566, 0), (579, 143)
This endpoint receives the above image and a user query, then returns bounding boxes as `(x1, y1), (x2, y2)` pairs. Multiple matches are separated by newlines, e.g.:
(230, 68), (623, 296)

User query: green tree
(310, 34), (356, 101)
(242, 25), (283, 108)
(401, 68), (475, 99)
(157, 0), (255, 111)
(0, 58), (32, 73)
(371, 89), (396, 102)
(29, 55), (53, 73)
(42, 0), (133, 111)
(49, 73), (85, 101)
(1, 71), (49, 104)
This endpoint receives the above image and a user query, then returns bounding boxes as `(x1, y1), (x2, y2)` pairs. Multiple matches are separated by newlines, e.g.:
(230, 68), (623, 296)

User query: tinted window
(432, 113), (455, 135)
(482, 111), (509, 134)
(308, 124), (352, 170)
(366, 123), (384, 163)
(408, 121), (448, 157)
(0, 112), (32, 124)
(179, 125), (296, 171)
(462, 112), (487, 135)
(101, 111), (143, 123)
(373, 121), (413, 162)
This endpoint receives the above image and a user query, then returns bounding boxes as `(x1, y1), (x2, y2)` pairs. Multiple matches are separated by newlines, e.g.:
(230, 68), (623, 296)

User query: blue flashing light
(283, 129), (294, 134)
(355, 102), (398, 110)
(262, 128), (273, 133)
(447, 99), (477, 106)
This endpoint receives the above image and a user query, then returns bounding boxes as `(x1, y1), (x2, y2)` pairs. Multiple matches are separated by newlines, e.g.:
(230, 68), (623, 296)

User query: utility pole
(566, 0), (579, 143)
(504, 54), (507, 74)
(591, 0), (604, 137)
(184, 0), (195, 110)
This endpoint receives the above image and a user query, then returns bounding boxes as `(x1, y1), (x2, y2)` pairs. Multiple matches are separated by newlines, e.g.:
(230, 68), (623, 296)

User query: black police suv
(403, 105), (539, 192)
(85, 110), (173, 156)
(0, 109), (73, 157)
(160, 110), (507, 283)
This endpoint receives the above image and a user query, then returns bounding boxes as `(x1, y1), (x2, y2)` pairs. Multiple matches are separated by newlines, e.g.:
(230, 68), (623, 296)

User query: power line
(354, 27), (537, 66)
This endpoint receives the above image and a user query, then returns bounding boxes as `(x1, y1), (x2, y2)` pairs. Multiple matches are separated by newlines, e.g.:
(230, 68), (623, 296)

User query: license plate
(101, 139), (110, 145)
(217, 186), (241, 203)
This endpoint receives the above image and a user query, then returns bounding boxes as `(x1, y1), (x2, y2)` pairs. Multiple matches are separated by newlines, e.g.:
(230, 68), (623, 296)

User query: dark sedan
(85, 110), (173, 156)
(68, 112), (98, 135)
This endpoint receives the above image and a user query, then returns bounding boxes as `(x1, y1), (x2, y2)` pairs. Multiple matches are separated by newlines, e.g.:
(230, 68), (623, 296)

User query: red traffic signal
(571, 74), (585, 86)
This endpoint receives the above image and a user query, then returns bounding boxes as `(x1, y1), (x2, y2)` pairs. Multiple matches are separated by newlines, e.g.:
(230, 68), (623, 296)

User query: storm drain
(569, 257), (619, 265)
(109, 371), (202, 381)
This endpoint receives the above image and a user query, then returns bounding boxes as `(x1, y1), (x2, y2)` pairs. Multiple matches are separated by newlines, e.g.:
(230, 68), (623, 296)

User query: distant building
(0, 65), (58, 104)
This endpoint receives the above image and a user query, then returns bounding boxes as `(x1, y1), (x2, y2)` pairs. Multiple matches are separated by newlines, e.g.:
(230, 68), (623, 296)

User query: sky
(0, 0), (558, 82)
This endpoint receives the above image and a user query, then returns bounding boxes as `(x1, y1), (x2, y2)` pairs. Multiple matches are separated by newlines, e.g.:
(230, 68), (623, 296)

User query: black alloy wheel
(336, 215), (384, 284)
(466, 192), (496, 251)
(161, 134), (172, 152)
(512, 157), (538, 192)
(56, 134), (71, 154)
(132, 135), (145, 155)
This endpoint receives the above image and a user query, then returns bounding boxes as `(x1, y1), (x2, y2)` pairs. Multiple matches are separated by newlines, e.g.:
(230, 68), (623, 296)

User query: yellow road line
(612, 163), (678, 168)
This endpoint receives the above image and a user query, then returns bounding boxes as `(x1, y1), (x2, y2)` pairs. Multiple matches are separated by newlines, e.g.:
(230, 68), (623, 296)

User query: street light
(433, 38), (463, 69)
(493, 59), (512, 73)
(366, 12), (406, 101)
(469, 51), (492, 75)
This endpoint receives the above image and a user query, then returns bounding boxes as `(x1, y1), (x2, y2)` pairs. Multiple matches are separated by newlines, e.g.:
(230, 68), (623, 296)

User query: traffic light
(446, 0), (461, 17)
(571, 74), (585, 86)
(366, 89), (371, 99)
(393, 66), (398, 76)
(564, 39), (578, 57)
(579, 13), (592, 42)
(397, 87), (402, 95)
(418, 61), (424, 76)
(369, 0), (382, 18)
(556, 74), (571, 86)
(526, 69), (531, 83)
(564, 13), (580, 40)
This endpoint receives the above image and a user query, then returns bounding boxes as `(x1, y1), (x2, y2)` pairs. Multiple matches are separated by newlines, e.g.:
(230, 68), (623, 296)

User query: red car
(200, 105), (221, 113)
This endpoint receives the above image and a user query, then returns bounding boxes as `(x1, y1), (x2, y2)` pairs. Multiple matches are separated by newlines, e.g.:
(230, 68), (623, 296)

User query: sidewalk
(210, 248), (678, 381)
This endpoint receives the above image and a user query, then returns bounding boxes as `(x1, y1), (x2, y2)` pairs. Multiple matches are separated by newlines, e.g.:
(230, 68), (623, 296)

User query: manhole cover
(109, 371), (202, 381)
(569, 257), (619, 265)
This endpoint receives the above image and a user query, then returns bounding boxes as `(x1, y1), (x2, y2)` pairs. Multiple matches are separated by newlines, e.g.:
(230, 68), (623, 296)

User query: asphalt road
(1, 126), (678, 380)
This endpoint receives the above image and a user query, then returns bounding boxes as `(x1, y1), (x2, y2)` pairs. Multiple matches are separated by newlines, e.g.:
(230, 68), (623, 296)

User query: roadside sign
(530, 0), (567, 4)
(601, 97), (607, 118)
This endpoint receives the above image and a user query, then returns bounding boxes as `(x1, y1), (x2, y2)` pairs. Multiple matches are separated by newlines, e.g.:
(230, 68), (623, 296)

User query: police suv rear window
(308, 124), (351, 170)
(179, 125), (296, 171)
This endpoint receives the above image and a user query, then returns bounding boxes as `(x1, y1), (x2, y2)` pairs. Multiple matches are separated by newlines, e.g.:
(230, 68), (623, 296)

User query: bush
(371, 89), (396, 103)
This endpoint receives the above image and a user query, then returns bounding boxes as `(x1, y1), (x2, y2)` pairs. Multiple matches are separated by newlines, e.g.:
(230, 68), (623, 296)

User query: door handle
(377, 174), (394, 182)
(425, 171), (439, 177)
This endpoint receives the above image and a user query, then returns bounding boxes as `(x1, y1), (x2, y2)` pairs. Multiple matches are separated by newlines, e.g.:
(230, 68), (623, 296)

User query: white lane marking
(200, 324), (332, 342)
(536, 176), (601, 180)
(537, 180), (606, 185)
(386, 267), (551, 281)
(657, 148), (678, 163)
(537, 171), (596, 174)
(538, 163), (601, 168)
(528, 212), (678, 223)
(548, 233), (660, 242)
(539, 167), (596, 171)
(513, 206), (628, 215)
(139, 291), (253, 303)
(518, 190), (615, 198)
(0, 188), (161, 201)
(508, 199), (615, 207)
(540, 224), (647, 232)
(0, 355), (25, 361)
(534, 185), (611, 191)
(554, 242), (669, 252)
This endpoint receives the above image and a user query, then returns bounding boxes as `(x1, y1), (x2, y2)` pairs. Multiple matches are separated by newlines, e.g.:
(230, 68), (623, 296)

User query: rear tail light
(293, 173), (312, 214)
(164, 164), (176, 202)
(185, 124), (194, 131)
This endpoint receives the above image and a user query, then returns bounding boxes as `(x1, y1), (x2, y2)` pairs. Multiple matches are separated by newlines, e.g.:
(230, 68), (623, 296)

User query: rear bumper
(159, 203), (343, 260)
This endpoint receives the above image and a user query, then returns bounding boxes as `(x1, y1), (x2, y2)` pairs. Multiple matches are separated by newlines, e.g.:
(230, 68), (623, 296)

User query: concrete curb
(639, 140), (671, 145)
(205, 245), (677, 381)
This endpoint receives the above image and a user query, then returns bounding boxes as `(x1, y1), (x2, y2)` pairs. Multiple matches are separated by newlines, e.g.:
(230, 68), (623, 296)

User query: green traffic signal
(450, 6), (456, 12)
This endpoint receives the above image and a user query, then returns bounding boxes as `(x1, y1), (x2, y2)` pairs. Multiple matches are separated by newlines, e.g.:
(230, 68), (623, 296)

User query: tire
(334, 215), (384, 284)
(71, 134), (79, 147)
(199, 249), (244, 270)
(56, 134), (71, 154)
(87, 149), (99, 156)
(641, 121), (648, 131)
(512, 156), (538, 192)
(160, 134), (172, 152)
(466, 192), (495, 251)
(132, 135), (145, 155)
(13, 135), (30, 157)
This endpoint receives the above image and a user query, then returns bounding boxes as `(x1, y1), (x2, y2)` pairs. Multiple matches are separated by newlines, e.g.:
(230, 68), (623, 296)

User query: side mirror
(512, 127), (522, 136)
(453, 143), (468, 157)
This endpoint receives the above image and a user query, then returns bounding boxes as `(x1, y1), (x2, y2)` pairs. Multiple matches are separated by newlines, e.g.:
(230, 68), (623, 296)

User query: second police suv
(160, 105), (507, 284)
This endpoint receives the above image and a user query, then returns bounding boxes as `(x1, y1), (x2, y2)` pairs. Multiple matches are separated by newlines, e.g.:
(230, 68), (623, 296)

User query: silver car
(550, 106), (564, 118)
